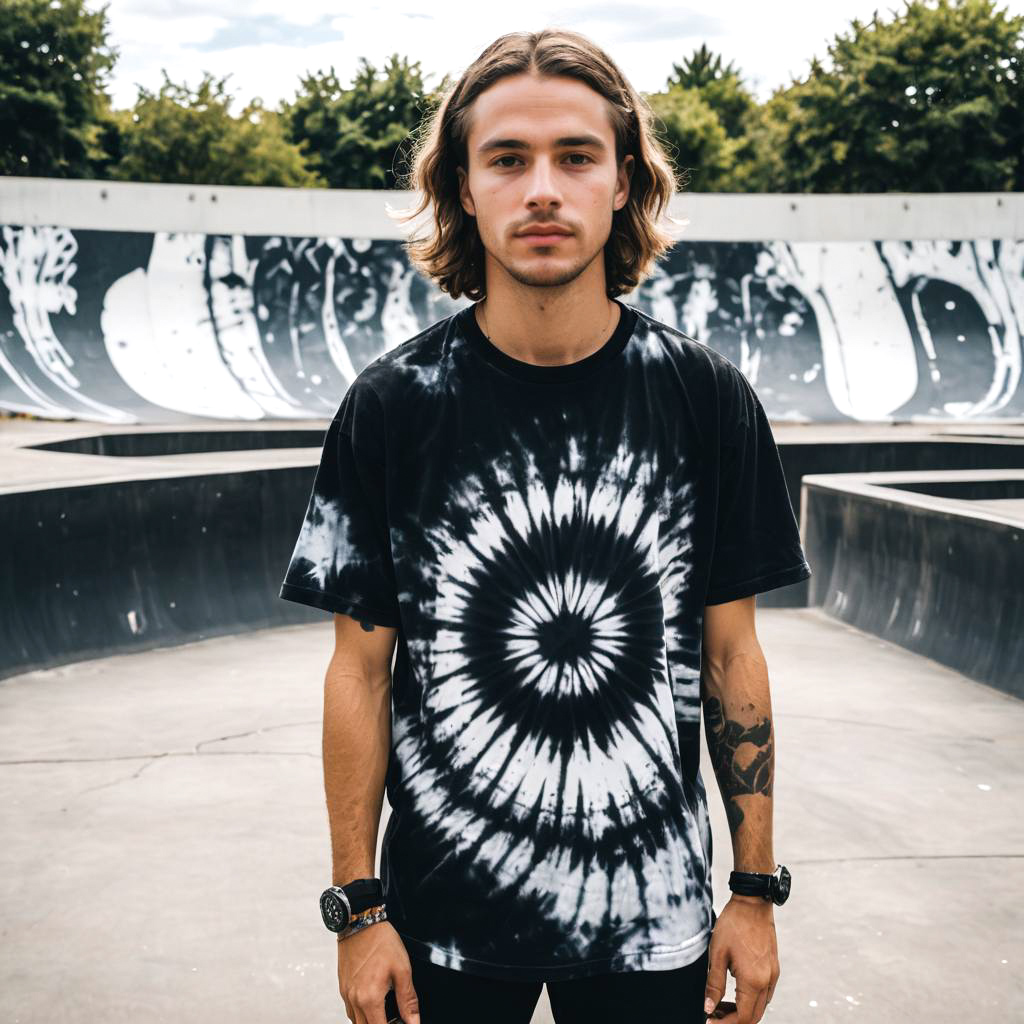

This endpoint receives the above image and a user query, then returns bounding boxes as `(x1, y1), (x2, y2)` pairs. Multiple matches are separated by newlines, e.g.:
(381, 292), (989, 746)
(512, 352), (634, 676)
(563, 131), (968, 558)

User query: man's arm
(700, 595), (780, 1024)
(700, 595), (776, 876)
(324, 611), (398, 886)
(325, 612), (423, 1024)
(278, 384), (419, 1019)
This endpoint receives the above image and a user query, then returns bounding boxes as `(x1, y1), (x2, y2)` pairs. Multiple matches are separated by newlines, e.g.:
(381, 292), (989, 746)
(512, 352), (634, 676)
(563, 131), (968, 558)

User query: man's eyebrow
(476, 134), (608, 154)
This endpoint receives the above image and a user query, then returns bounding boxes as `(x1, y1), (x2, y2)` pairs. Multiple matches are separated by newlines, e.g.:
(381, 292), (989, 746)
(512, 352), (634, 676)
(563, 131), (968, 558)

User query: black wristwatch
(728, 864), (791, 905)
(320, 877), (385, 933)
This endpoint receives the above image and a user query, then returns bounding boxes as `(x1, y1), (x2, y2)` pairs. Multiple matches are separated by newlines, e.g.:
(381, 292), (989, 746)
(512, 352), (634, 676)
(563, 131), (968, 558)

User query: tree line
(1, 0), (1022, 192)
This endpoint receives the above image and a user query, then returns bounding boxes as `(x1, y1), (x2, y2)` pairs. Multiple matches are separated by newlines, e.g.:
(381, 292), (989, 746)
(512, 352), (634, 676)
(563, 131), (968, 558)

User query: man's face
(457, 72), (634, 292)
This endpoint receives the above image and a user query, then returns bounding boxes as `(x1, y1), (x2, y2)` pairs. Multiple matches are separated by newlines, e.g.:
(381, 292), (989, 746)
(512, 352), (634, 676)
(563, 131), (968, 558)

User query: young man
(280, 27), (810, 1024)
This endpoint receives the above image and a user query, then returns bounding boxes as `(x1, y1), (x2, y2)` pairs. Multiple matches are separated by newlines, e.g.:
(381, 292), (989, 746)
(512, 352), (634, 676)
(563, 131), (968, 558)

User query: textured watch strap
(729, 869), (773, 896)
(341, 877), (385, 915)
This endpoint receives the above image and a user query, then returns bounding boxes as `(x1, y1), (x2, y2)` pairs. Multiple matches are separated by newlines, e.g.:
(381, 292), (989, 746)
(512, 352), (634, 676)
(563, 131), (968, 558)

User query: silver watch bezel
(321, 885), (354, 932)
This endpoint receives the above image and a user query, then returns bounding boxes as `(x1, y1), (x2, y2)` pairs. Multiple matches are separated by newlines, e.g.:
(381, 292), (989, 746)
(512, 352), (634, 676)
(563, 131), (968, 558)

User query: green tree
(282, 54), (435, 189)
(0, 0), (117, 176)
(107, 70), (323, 187)
(667, 44), (757, 140)
(656, 44), (764, 191)
(731, 91), (793, 193)
(754, 0), (1024, 192)
(645, 86), (733, 192)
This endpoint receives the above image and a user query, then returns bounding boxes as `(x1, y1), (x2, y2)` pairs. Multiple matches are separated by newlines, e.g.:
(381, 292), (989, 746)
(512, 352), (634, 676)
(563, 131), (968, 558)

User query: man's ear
(613, 154), (634, 212)
(457, 166), (476, 218)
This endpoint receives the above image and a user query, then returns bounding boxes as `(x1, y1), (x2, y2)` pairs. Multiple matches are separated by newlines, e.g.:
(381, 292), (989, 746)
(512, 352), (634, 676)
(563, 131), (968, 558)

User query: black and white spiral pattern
(389, 426), (712, 972)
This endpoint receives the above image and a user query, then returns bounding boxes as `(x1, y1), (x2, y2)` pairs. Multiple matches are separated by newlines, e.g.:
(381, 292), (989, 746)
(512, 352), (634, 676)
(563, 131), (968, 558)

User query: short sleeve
(278, 381), (400, 627)
(704, 362), (812, 606)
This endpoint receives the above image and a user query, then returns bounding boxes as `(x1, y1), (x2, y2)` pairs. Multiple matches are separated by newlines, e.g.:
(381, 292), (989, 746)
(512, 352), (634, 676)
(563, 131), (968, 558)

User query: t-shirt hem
(395, 926), (712, 982)
(704, 560), (812, 606)
(278, 582), (400, 627)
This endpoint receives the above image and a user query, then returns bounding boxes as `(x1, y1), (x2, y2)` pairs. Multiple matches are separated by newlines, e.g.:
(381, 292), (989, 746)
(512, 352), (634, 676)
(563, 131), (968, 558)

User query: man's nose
(524, 157), (561, 206)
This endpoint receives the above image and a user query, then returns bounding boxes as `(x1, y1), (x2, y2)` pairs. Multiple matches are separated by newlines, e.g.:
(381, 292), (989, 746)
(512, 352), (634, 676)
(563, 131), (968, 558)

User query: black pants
(404, 944), (711, 1024)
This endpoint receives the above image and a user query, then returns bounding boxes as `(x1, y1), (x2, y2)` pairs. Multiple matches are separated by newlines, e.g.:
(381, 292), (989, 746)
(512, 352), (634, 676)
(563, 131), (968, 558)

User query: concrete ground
(1, 608), (1021, 1023)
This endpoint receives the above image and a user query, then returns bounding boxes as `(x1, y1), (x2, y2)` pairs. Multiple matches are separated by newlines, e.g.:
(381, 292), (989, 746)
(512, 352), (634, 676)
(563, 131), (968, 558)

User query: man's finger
(357, 985), (389, 1024)
(750, 984), (769, 1023)
(710, 999), (738, 1020)
(391, 969), (421, 1024)
(733, 978), (764, 1024)
(703, 944), (729, 1016)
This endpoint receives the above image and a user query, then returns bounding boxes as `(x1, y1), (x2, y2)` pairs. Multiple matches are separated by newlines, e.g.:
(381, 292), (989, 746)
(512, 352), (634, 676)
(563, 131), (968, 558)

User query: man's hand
(703, 895), (779, 1024)
(336, 921), (420, 1024)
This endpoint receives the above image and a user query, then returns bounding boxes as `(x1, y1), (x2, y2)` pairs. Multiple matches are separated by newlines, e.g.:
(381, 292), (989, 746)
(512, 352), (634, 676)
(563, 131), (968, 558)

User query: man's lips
(517, 231), (572, 243)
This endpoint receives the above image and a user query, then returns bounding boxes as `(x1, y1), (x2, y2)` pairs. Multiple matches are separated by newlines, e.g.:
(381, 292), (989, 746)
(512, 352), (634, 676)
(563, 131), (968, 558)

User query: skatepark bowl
(1, 179), (1022, 1023)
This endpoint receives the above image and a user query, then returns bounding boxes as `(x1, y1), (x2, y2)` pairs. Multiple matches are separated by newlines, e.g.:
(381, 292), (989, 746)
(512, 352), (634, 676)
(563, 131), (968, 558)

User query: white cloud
(92, 0), (1024, 109)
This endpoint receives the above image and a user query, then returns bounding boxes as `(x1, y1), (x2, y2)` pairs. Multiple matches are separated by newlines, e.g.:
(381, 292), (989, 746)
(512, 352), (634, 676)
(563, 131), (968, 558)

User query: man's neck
(474, 284), (620, 368)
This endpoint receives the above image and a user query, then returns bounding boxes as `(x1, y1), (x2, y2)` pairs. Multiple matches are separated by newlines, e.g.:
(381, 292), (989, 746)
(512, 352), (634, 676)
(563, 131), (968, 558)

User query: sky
(90, 0), (1024, 111)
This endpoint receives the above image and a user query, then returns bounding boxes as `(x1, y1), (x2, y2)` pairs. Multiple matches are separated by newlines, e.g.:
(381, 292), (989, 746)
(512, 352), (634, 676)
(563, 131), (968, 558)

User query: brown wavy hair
(388, 27), (685, 301)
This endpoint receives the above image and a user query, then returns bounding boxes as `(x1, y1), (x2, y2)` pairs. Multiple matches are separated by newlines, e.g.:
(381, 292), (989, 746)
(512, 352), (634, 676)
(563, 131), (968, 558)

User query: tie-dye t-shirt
(279, 298), (811, 982)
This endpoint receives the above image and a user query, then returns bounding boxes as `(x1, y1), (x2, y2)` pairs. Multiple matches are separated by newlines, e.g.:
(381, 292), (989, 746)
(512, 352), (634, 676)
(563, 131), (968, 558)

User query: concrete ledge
(5, 420), (1024, 678)
(3, 177), (1022, 240)
(803, 469), (1024, 697)
(0, 463), (329, 681)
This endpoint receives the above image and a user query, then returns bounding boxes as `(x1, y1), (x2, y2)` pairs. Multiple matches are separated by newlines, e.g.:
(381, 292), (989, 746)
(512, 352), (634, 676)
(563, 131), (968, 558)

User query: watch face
(774, 865), (791, 905)
(320, 888), (350, 931)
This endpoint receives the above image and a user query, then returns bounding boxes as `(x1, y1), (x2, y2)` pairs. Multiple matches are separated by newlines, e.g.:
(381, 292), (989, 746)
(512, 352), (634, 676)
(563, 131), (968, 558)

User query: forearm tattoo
(703, 696), (773, 833)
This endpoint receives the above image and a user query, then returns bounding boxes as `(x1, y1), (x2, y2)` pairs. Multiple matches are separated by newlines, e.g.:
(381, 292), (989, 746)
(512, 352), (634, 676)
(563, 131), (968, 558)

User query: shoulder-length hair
(388, 27), (685, 301)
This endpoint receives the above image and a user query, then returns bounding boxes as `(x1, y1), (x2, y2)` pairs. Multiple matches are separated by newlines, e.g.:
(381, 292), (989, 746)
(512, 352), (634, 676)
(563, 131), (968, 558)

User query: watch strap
(341, 877), (385, 916)
(729, 864), (791, 905)
(729, 868), (775, 897)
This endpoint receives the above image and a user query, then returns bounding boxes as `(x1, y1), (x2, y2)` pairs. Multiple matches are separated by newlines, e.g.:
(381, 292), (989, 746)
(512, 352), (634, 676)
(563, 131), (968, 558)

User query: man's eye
(492, 153), (593, 168)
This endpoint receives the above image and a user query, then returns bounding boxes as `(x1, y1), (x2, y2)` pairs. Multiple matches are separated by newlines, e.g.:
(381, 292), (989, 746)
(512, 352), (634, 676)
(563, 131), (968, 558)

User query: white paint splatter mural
(2, 225), (1023, 422)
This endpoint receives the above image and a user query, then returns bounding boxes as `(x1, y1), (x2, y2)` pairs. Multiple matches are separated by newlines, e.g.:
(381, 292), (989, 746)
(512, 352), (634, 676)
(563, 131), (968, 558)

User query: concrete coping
(802, 468), (1024, 529)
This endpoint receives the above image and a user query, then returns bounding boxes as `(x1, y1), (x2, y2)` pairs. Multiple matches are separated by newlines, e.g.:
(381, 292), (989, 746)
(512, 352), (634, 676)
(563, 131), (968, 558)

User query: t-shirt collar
(458, 299), (638, 384)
